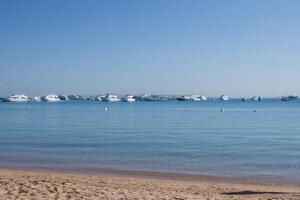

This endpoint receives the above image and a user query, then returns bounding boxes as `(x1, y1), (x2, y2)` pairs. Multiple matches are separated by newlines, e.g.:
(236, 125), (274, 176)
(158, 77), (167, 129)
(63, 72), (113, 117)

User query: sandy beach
(0, 169), (299, 200)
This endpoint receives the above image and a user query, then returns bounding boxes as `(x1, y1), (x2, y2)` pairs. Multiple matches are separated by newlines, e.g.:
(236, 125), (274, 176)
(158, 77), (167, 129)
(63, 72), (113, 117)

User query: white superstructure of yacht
(220, 95), (229, 101)
(43, 94), (61, 102)
(7, 94), (29, 102)
(103, 94), (121, 102)
(190, 94), (201, 101)
(182, 95), (191, 100)
(122, 95), (136, 102)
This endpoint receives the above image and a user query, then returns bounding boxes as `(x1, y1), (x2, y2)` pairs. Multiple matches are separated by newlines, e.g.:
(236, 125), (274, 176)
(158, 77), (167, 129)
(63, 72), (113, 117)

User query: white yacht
(43, 94), (61, 102)
(251, 96), (259, 101)
(200, 96), (208, 101)
(220, 95), (229, 101)
(103, 94), (121, 102)
(190, 94), (201, 101)
(33, 96), (42, 102)
(7, 94), (29, 102)
(122, 95), (136, 102)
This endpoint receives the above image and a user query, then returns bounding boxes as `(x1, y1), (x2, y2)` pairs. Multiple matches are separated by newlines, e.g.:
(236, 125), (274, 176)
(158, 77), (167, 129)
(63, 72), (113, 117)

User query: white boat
(251, 96), (263, 101)
(176, 95), (191, 101)
(190, 94), (201, 101)
(200, 96), (208, 101)
(7, 94), (29, 102)
(103, 94), (120, 102)
(33, 96), (42, 102)
(122, 95), (136, 102)
(220, 95), (229, 101)
(251, 96), (259, 101)
(43, 94), (61, 102)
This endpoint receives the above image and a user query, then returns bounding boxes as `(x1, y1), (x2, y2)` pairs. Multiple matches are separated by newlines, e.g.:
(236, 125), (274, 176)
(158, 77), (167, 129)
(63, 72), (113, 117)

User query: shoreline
(2, 166), (300, 187)
(0, 168), (300, 200)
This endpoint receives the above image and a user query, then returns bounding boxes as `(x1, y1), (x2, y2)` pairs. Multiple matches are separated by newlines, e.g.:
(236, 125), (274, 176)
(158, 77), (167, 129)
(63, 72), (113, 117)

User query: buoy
(104, 107), (108, 111)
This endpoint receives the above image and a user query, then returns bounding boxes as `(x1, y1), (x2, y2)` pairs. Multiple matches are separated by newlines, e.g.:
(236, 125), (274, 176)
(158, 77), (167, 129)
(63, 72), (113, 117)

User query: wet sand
(0, 169), (300, 199)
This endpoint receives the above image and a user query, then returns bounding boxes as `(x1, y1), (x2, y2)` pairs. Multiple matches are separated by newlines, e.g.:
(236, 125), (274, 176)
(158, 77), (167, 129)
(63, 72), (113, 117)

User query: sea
(0, 99), (300, 182)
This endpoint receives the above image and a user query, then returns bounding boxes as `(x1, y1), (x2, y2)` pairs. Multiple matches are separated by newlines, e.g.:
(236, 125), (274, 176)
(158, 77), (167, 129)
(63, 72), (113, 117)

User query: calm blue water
(0, 100), (300, 181)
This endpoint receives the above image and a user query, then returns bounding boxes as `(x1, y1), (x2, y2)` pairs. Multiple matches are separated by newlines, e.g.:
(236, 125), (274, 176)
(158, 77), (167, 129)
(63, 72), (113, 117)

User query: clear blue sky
(1, 0), (300, 97)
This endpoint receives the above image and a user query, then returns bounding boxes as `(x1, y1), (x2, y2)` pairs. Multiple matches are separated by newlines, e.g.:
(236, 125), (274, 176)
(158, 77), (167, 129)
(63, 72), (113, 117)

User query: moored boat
(251, 96), (259, 101)
(190, 94), (201, 101)
(200, 96), (208, 101)
(176, 95), (191, 101)
(281, 95), (298, 101)
(58, 95), (69, 101)
(7, 94), (29, 102)
(33, 96), (42, 102)
(122, 95), (136, 102)
(103, 94), (121, 102)
(43, 94), (61, 102)
(220, 95), (229, 101)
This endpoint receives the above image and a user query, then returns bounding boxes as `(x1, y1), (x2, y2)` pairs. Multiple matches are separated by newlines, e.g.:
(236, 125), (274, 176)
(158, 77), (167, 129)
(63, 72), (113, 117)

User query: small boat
(67, 94), (85, 100)
(122, 95), (136, 102)
(33, 96), (42, 102)
(43, 94), (61, 102)
(7, 94), (29, 102)
(220, 95), (229, 101)
(251, 96), (258, 101)
(281, 95), (298, 101)
(200, 96), (208, 101)
(138, 94), (150, 101)
(103, 94), (121, 102)
(251, 96), (263, 101)
(139, 95), (168, 101)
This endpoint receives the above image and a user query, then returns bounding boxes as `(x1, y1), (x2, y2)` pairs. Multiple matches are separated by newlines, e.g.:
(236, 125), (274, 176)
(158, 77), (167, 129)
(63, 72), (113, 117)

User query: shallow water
(0, 99), (300, 182)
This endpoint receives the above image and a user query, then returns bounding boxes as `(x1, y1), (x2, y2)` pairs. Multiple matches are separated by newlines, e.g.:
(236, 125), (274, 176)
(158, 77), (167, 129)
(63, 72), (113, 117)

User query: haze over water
(0, 100), (300, 182)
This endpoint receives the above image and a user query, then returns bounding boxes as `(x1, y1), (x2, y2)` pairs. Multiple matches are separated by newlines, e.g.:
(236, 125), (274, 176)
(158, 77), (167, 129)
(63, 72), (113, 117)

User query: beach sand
(0, 169), (299, 200)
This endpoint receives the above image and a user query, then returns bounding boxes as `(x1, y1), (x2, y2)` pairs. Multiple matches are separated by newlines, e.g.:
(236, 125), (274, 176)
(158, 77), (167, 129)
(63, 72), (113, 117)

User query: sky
(1, 0), (300, 97)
